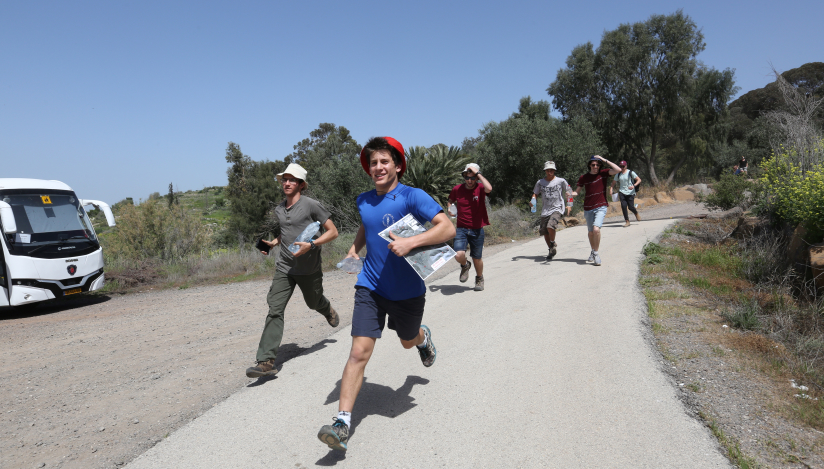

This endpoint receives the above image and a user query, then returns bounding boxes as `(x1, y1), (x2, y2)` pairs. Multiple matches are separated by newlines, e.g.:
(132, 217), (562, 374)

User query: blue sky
(2, 0), (821, 204)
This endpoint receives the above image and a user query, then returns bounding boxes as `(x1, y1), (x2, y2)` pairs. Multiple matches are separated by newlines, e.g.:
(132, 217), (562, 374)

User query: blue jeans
(584, 206), (607, 232)
(453, 227), (485, 259)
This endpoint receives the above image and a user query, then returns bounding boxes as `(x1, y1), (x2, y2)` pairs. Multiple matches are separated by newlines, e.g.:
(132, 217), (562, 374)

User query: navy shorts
(453, 227), (485, 259)
(351, 287), (425, 341)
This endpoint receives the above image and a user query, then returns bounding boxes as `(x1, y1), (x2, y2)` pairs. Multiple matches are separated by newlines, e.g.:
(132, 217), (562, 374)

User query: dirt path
(0, 202), (707, 469)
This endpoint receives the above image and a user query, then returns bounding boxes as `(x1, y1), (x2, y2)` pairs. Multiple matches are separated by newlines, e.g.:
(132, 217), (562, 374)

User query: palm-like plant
(404, 144), (472, 207)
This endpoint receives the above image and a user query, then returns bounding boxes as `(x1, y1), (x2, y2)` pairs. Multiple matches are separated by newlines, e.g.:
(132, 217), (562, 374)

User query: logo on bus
(67, 265), (77, 276)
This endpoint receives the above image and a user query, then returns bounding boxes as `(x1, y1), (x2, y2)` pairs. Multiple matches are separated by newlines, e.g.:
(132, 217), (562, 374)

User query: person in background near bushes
(575, 155), (621, 266)
(246, 163), (340, 378)
(735, 156), (748, 175)
(447, 163), (492, 291)
(531, 161), (576, 261)
(610, 161), (642, 228)
(317, 137), (455, 452)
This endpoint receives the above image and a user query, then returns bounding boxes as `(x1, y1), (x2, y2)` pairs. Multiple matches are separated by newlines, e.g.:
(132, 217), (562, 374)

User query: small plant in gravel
(723, 301), (761, 331)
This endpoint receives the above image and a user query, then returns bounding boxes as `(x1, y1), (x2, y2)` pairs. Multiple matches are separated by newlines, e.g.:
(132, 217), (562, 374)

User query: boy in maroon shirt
(448, 163), (492, 291)
(575, 155), (621, 266)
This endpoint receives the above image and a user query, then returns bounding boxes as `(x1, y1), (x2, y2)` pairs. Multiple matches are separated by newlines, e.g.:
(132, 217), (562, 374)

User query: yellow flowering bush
(760, 144), (824, 240)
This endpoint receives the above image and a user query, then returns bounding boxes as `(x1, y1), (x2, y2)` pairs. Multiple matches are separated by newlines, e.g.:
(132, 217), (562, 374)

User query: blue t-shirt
(355, 183), (443, 301)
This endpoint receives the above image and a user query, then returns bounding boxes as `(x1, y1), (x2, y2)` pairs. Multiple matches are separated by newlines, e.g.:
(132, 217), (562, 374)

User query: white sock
(416, 333), (428, 349)
(337, 411), (351, 427)
(593, 251), (599, 255)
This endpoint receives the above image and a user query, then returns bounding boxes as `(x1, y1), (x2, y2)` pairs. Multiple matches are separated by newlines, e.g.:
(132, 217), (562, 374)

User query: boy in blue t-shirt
(317, 137), (456, 452)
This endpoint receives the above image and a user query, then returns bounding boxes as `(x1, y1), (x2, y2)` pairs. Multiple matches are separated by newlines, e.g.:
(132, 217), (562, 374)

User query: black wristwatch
(309, 240), (316, 250)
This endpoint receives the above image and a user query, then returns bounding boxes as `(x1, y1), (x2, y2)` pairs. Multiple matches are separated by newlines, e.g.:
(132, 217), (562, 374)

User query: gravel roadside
(0, 202), (707, 469)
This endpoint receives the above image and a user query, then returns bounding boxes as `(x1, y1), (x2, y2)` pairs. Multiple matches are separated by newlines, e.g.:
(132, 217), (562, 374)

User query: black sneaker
(318, 418), (349, 451)
(546, 241), (557, 261)
(418, 325), (436, 367)
(245, 359), (277, 378)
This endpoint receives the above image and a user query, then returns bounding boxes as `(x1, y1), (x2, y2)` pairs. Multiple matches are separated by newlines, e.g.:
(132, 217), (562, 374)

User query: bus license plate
(64, 288), (82, 296)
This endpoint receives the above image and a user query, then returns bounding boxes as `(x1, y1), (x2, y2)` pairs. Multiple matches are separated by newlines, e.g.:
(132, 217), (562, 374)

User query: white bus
(0, 179), (116, 307)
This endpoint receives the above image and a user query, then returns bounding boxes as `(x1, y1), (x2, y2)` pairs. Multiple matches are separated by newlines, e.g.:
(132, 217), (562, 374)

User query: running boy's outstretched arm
(387, 212), (455, 257)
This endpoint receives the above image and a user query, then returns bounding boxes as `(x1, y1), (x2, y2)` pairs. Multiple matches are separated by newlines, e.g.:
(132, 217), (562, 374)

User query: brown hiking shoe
(635, 212), (642, 221)
(623, 220), (630, 227)
(326, 307), (339, 328)
(246, 359), (277, 378)
(459, 262), (471, 283)
(474, 276), (484, 291)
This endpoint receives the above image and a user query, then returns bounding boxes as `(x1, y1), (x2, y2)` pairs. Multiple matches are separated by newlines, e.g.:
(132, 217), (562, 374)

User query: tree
(283, 123), (369, 231)
(224, 142), (285, 242)
(547, 10), (737, 185)
(166, 182), (178, 208)
(404, 144), (471, 207)
(472, 97), (604, 203)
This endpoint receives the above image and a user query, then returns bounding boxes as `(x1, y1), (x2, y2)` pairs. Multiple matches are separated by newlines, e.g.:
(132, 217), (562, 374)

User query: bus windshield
(1, 190), (99, 258)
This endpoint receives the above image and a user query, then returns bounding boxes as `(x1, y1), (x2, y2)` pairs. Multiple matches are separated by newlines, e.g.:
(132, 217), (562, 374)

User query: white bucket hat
(276, 163), (308, 187)
(543, 161), (556, 170)
(461, 163), (481, 175)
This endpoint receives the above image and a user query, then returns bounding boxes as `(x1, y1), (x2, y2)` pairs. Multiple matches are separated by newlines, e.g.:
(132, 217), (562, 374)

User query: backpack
(623, 170), (640, 190)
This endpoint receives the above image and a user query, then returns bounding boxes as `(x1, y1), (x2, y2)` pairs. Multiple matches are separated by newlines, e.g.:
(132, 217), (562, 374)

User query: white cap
(543, 161), (556, 170)
(276, 163), (308, 187)
(461, 163), (481, 174)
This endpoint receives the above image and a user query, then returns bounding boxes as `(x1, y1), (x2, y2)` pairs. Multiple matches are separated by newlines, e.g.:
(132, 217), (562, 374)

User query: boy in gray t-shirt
(531, 161), (576, 261)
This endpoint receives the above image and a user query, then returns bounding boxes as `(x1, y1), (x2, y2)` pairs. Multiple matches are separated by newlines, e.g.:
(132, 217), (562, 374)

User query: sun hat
(543, 161), (556, 170)
(461, 163), (481, 175)
(359, 137), (406, 179)
(276, 163), (308, 187)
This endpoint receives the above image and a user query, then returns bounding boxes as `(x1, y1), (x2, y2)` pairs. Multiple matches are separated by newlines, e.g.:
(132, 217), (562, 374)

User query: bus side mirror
(0, 201), (18, 234)
(80, 199), (116, 227)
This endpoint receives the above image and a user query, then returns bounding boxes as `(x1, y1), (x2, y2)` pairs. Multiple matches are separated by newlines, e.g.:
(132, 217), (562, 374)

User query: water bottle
(288, 221), (321, 254)
(336, 257), (363, 273)
(530, 198), (537, 213)
(448, 204), (457, 217)
(567, 194), (574, 207)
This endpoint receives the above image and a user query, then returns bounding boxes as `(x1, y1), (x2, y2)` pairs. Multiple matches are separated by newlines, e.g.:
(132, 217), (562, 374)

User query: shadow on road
(317, 375), (429, 464)
(510, 255), (549, 263)
(0, 294), (112, 321)
(247, 339), (338, 387)
(429, 284), (474, 295)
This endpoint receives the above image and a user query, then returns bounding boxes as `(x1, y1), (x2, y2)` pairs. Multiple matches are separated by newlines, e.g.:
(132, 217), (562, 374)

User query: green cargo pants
(256, 269), (332, 362)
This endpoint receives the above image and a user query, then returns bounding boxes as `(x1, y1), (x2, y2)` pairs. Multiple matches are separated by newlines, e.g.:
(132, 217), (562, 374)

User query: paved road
(128, 217), (730, 468)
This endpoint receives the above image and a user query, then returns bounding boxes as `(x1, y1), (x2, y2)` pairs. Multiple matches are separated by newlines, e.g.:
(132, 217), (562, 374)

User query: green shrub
(102, 199), (211, 261)
(699, 172), (755, 211)
(760, 144), (824, 242)
(723, 300), (761, 331)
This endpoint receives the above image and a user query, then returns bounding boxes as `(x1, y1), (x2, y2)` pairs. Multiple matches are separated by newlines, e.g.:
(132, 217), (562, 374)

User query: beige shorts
(539, 212), (564, 235)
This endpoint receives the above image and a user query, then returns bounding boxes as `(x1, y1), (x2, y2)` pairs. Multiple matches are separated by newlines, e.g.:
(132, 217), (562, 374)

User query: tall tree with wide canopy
(473, 97), (604, 203)
(224, 142), (286, 241)
(547, 10), (737, 185)
(284, 123), (371, 231)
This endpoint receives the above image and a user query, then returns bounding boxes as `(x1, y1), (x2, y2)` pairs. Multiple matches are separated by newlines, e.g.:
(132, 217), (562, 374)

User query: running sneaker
(418, 325), (436, 367)
(586, 251), (595, 263)
(546, 241), (557, 260)
(459, 262), (471, 283)
(318, 418), (349, 451)
(594, 253), (602, 266)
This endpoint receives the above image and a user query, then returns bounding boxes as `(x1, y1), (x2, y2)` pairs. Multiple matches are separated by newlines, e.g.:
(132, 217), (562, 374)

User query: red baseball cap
(360, 137), (406, 179)
(619, 160), (627, 167)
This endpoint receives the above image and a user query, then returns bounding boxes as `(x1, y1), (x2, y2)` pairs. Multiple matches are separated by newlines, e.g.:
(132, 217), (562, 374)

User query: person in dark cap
(317, 136), (455, 452)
